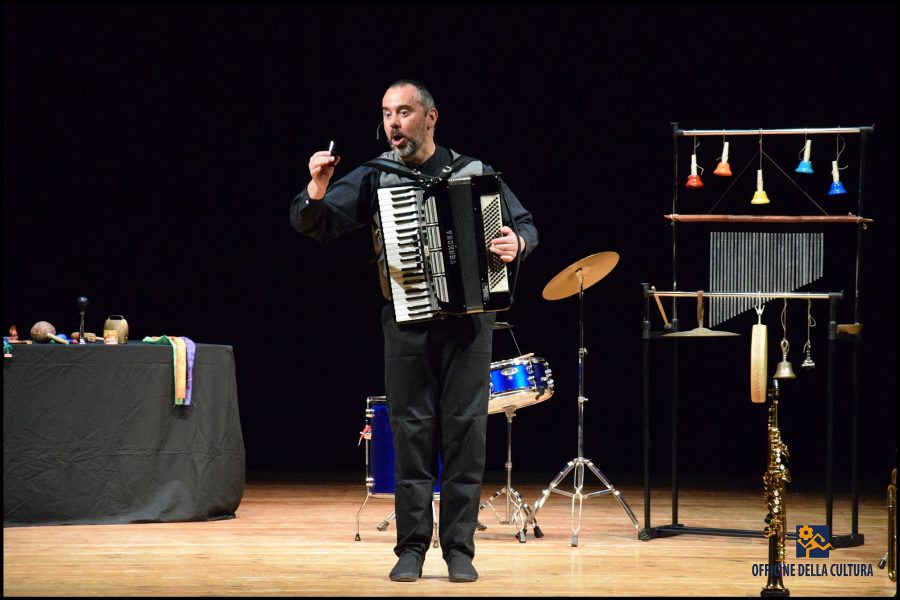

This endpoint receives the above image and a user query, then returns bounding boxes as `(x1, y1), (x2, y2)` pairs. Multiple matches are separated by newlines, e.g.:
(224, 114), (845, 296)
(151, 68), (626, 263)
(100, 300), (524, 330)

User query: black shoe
(446, 552), (478, 583)
(389, 552), (423, 582)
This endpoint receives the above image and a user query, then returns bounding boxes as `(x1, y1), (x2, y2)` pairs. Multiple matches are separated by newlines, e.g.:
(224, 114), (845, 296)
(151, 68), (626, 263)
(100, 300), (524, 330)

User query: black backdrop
(4, 3), (896, 489)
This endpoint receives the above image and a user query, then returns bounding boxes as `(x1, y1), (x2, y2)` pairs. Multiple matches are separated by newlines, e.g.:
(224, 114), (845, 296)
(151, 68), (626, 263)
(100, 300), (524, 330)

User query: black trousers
(381, 305), (495, 560)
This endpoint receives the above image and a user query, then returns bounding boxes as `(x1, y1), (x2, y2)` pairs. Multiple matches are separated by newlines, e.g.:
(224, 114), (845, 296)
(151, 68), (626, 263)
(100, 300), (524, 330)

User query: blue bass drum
(488, 355), (554, 414)
(366, 396), (441, 496)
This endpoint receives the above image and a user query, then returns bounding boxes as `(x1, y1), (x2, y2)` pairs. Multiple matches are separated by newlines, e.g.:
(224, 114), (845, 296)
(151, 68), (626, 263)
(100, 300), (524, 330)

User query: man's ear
(427, 107), (438, 129)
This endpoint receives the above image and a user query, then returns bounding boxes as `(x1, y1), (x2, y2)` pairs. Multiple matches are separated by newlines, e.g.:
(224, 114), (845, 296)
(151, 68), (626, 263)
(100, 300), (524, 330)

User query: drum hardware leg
(371, 499), (440, 548)
(478, 408), (541, 542)
(355, 491), (374, 541)
(377, 511), (394, 532)
(431, 495), (440, 548)
(357, 401), (381, 541)
(532, 272), (638, 545)
(373, 496), (441, 546)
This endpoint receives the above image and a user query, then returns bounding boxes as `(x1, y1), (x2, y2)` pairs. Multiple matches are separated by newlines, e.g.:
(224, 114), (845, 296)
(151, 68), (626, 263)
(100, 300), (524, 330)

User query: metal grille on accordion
(377, 174), (511, 324)
(707, 231), (824, 328)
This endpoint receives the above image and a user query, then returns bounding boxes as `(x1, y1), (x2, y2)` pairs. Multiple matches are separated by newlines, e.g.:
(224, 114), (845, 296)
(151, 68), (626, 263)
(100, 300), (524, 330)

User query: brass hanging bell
(774, 360), (797, 379)
(773, 339), (796, 379)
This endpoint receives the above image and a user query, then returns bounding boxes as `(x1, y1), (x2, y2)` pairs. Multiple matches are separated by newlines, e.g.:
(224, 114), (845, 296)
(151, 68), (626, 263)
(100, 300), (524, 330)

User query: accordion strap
(363, 153), (476, 185)
(363, 158), (433, 182)
(435, 154), (476, 182)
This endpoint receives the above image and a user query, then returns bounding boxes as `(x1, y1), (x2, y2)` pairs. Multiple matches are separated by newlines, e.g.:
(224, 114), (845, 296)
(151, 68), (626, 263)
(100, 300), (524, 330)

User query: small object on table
(71, 332), (100, 343)
(30, 321), (69, 344)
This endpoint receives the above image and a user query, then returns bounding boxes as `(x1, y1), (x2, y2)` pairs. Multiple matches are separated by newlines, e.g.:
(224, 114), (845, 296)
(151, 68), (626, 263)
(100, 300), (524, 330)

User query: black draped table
(3, 341), (245, 527)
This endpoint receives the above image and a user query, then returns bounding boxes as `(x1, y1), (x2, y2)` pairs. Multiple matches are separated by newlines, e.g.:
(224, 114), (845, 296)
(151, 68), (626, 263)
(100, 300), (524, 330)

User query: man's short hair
(388, 79), (436, 112)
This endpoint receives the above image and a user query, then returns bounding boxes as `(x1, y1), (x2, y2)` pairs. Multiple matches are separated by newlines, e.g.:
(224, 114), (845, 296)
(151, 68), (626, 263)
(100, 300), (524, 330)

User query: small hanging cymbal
(542, 252), (619, 301)
(663, 327), (739, 338)
(661, 289), (739, 337)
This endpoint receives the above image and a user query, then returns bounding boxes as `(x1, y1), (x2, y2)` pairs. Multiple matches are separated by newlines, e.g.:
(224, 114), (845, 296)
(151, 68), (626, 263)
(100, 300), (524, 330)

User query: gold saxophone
(761, 379), (791, 597)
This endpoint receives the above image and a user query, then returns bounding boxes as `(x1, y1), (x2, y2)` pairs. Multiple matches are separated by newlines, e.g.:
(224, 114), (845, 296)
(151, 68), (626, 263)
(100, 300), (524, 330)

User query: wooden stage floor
(3, 471), (896, 597)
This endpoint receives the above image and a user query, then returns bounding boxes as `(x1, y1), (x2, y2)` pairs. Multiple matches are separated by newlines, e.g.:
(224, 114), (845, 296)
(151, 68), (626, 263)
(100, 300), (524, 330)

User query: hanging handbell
(773, 339), (796, 379)
(801, 342), (815, 369)
(774, 360), (797, 379)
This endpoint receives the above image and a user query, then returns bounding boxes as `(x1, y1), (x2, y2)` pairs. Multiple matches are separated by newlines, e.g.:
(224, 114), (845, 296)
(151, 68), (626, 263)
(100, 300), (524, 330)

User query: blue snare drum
(366, 396), (440, 495)
(488, 355), (554, 414)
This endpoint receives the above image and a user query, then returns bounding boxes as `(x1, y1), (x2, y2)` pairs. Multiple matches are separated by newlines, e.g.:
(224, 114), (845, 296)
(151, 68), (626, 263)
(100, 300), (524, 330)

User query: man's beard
(393, 137), (419, 159)
(388, 125), (425, 159)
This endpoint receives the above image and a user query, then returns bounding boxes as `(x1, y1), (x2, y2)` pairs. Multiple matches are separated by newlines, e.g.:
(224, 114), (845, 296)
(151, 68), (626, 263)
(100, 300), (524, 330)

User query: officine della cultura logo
(751, 525), (876, 578)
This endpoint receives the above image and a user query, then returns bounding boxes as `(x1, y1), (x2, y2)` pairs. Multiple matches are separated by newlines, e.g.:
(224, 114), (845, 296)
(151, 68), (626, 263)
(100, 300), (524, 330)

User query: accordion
(377, 174), (511, 323)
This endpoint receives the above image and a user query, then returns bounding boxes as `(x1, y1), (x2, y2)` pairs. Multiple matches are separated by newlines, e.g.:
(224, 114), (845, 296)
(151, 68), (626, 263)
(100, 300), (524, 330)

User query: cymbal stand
(532, 268), (639, 546)
(478, 406), (543, 542)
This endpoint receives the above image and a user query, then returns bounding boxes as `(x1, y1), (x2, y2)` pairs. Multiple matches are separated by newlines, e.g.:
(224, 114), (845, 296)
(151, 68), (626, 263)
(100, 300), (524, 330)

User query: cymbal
(661, 289), (739, 337)
(542, 252), (619, 301)
(663, 327), (739, 338)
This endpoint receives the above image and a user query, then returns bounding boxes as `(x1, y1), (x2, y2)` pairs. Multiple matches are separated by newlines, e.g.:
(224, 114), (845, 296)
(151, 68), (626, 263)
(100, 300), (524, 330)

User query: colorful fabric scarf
(181, 336), (196, 405)
(142, 335), (196, 406)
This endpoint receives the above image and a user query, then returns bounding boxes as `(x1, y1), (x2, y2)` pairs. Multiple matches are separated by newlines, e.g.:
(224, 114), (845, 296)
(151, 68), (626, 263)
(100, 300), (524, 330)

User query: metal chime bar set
(707, 231), (824, 329)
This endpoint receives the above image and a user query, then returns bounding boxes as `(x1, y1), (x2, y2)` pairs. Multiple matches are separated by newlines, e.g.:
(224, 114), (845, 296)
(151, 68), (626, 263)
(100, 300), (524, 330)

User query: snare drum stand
(478, 405), (544, 542)
(532, 269), (639, 546)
